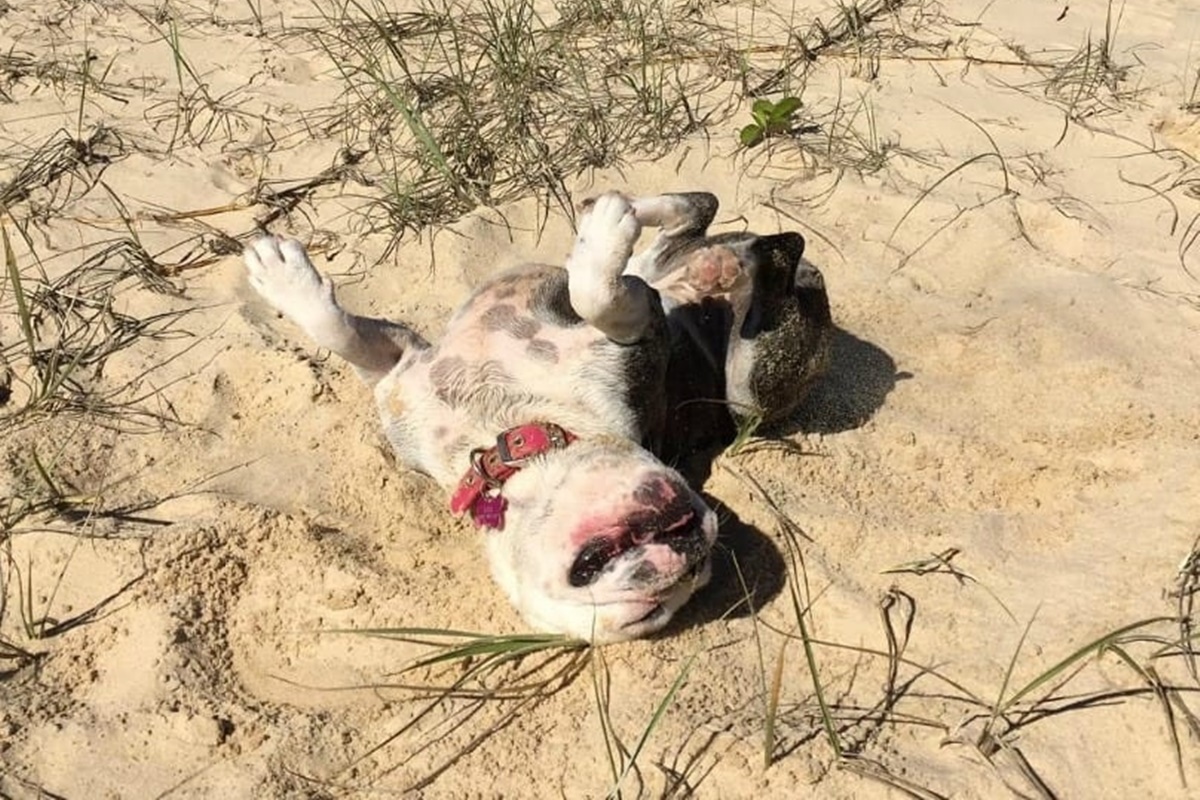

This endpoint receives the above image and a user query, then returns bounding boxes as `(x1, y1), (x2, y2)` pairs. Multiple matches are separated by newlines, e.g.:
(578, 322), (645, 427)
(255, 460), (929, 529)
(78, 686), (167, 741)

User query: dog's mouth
(617, 556), (710, 630)
(625, 602), (667, 629)
(568, 509), (701, 588)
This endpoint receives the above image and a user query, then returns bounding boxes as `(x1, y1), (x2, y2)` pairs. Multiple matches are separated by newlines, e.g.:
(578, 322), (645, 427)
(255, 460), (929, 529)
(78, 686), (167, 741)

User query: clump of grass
(319, 626), (588, 790)
(1043, 0), (1133, 127)
(331, 624), (702, 796)
(0, 47), (127, 107)
(0, 127), (124, 214)
(129, 5), (262, 151)
(306, 0), (718, 249)
(337, 627), (591, 697)
(1, 224), (194, 432)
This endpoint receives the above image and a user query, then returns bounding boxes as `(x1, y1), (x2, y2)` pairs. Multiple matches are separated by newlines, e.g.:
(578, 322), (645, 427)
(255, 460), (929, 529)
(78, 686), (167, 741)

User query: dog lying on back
(244, 191), (831, 642)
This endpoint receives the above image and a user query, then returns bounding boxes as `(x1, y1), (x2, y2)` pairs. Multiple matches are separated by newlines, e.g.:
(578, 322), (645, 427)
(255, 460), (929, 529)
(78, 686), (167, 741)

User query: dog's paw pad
(685, 246), (745, 295)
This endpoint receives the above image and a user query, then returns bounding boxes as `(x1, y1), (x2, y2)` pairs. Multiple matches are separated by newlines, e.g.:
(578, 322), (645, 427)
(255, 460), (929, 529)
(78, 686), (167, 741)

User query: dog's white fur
(244, 193), (721, 642)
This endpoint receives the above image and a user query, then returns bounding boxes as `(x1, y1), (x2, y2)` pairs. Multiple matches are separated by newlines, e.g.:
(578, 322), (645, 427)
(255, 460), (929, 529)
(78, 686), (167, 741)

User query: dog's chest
(374, 265), (669, 482)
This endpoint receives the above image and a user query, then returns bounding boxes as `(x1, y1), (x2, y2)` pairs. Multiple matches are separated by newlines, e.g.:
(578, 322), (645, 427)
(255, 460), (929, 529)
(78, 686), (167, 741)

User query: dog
(243, 191), (832, 642)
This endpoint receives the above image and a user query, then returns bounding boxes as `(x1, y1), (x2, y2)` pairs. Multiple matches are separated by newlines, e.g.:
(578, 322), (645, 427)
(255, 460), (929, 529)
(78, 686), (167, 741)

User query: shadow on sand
(670, 326), (905, 631)
(783, 326), (909, 436)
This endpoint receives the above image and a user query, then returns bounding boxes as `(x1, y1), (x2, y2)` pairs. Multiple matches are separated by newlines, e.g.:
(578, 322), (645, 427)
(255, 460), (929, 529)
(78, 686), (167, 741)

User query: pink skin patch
(567, 477), (689, 549)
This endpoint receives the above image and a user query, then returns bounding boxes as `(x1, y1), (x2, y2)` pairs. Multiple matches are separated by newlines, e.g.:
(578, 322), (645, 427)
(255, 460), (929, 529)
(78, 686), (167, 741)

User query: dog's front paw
(244, 236), (336, 322)
(575, 192), (641, 266)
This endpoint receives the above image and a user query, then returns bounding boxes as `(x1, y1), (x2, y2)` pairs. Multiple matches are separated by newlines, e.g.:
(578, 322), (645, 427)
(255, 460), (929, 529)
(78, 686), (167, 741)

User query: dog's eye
(569, 539), (617, 587)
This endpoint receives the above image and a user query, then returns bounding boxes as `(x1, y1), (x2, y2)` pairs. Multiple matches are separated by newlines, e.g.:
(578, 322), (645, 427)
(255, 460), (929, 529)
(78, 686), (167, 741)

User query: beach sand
(3, 0), (1200, 796)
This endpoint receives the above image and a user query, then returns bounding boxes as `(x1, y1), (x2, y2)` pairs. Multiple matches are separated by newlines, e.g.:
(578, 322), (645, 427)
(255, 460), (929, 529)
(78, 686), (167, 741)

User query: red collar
(449, 422), (576, 528)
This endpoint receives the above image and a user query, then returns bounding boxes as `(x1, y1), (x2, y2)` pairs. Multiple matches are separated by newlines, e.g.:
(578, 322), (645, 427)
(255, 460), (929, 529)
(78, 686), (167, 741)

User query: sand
(3, 0), (1200, 797)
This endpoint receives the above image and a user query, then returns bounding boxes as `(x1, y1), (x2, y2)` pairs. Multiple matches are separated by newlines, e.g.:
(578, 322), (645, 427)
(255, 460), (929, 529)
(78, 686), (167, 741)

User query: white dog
(244, 192), (832, 642)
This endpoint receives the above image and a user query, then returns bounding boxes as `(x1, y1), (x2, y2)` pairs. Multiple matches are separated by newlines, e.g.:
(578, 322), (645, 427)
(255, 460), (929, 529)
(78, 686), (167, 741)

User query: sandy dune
(3, 0), (1200, 797)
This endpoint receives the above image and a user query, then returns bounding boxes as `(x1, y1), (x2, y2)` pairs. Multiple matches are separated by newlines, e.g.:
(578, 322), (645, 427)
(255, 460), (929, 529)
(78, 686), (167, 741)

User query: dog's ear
(749, 232), (805, 296)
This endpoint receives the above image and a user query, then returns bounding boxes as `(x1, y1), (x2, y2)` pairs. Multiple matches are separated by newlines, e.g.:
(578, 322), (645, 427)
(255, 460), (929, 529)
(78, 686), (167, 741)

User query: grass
(305, 0), (718, 250)
(591, 644), (701, 799)
(130, 5), (262, 152)
(311, 625), (703, 796)
(720, 452), (1200, 796)
(1042, 0), (1132, 128)
(0, 127), (123, 213)
(3, 0), (1199, 796)
(0, 224), (195, 432)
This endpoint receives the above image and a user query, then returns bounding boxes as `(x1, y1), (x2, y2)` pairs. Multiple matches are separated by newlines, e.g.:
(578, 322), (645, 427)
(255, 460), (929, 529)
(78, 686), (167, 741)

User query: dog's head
(483, 436), (718, 643)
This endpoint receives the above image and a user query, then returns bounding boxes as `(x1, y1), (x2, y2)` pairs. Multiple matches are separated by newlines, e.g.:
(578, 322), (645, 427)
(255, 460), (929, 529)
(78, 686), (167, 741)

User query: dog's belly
(373, 264), (670, 484)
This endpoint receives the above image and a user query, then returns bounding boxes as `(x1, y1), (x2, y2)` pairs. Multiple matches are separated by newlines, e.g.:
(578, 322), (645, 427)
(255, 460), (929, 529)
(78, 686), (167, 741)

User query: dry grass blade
(886, 152), (1009, 272)
(879, 588), (915, 712)
(608, 651), (699, 799)
(980, 737), (1059, 800)
(0, 551), (40, 676)
(731, 553), (781, 768)
(591, 647), (625, 793)
(0, 127), (123, 212)
(1105, 646), (1190, 788)
(305, 0), (718, 246)
(883, 549), (1017, 622)
(1171, 535), (1200, 682)
(1000, 616), (1177, 712)
(1, 221), (34, 354)
(841, 756), (949, 800)
(772, 490), (842, 759)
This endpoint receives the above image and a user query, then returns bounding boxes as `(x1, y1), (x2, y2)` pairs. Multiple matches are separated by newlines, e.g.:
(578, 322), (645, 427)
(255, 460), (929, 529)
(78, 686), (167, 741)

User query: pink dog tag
(472, 494), (507, 530)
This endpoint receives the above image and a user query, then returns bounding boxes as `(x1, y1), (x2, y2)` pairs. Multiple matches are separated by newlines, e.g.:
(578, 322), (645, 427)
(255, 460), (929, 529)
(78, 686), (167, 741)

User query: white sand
(3, 0), (1200, 796)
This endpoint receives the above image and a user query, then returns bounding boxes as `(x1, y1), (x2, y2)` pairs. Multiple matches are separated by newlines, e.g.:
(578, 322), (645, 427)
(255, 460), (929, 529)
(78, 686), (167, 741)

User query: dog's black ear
(750, 232), (805, 296)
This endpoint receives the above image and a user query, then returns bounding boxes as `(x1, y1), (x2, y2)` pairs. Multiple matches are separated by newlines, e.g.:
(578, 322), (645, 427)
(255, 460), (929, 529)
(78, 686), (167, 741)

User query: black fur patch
(530, 270), (584, 327)
(579, 302), (671, 450)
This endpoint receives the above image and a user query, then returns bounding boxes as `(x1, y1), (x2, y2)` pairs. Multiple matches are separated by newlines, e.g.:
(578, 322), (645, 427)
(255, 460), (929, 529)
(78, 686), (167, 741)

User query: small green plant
(739, 96), (802, 147)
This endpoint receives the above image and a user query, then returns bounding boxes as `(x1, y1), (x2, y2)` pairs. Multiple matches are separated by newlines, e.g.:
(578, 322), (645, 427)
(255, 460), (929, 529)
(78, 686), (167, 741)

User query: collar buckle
(449, 422), (577, 529)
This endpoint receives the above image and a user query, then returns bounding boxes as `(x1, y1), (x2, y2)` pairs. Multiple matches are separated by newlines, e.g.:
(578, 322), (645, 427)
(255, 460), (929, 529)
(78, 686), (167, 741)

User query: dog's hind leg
(723, 233), (833, 425)
(650, 231), (833, 425)
(244, 236), (428, 386)
(625, 192), (718, 282)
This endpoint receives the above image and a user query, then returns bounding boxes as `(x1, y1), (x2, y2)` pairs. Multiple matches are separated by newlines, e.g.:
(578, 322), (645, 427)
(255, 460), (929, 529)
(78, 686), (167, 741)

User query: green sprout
(739, 96), (802, 147)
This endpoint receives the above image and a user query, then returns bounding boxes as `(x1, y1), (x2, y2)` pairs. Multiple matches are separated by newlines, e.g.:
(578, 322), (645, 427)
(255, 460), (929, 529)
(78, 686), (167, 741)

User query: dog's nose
(628, 508), (695, 545)
(624, 475), (702, 549)
(568, 482), (704, 588)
